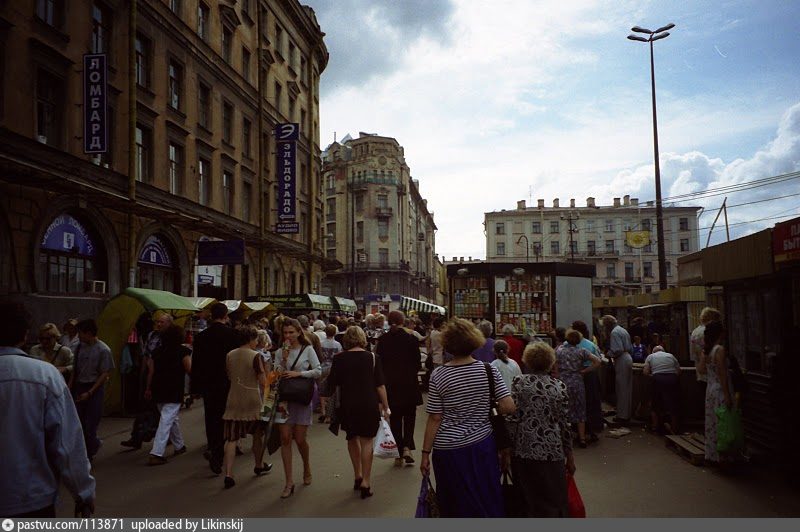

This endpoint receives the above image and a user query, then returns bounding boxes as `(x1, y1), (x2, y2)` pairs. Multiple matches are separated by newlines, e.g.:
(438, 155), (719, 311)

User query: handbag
(715, 405), (745, 453)
(502, 471), (526, 517)
(415, 474), (441, 518)
(277, 346), (314, 404)
(566, 473), (586, 518)
(483, 363), (512, 450)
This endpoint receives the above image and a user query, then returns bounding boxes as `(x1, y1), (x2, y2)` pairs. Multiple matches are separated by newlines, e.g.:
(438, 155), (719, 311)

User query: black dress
(151, 345), (190, 404)
(326, 349), (385, 440)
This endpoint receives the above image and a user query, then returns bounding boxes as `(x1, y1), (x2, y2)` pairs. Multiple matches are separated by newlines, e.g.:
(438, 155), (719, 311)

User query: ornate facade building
(0, 0), (335, 324)
(321, 133), (439, 307)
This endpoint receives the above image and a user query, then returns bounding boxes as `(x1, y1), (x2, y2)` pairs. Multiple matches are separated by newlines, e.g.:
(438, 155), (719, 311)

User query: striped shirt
(426, 360), (511, 450)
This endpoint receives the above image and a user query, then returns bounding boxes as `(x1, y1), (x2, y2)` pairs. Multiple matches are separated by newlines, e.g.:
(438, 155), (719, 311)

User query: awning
(636, 304), (670, 310)
(222, 300), (277, 316)
(257, 294), (335, 311)
(331, 296), (357, 313)
(400, 296), (446, 315)
(188, 297), (218, 309)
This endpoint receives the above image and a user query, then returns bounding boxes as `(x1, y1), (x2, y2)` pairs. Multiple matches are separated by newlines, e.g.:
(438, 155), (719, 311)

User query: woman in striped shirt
(419, 318), (516, 517)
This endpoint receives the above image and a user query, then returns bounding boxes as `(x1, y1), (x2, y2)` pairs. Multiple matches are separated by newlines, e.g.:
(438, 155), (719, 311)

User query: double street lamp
(628, 22), (674, 291)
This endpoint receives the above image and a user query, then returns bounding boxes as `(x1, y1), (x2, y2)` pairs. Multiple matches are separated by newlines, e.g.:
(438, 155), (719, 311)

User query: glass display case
(452, 276), (490, 319)
(494, 274), (552, 335)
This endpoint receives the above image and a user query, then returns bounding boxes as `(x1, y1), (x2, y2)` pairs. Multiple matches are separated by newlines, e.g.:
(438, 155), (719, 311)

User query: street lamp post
(516, 235), (530, 262)
(628, 22), (674, 291)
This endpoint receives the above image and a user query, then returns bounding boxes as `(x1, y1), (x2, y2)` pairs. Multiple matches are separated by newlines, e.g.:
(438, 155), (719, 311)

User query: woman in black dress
(326, 326), (391, 499)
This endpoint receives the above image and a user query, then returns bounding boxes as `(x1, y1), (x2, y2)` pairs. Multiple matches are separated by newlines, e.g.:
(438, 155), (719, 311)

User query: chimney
(553, 198), (560, 208)
(459, 257), (464, 262)
(613, 197), (621, 207)
(452, 257), (457, 262)
(631, 198), (639, 206)
(646, 200), (654, 207)
(587, 197), (596, 208)
(517, 200), (526, 210)
(623, 195), (630, 206)
(468, 256), (472, 261)
(570, 198), (575, 208)
(537, 199), (545, 208)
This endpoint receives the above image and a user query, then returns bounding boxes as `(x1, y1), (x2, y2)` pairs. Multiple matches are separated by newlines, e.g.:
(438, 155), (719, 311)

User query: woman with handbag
(508, 342), (575, 517)
(325, 326), (391, 498)
(273, 318), (322, 498)
(419, 318), (515, 517)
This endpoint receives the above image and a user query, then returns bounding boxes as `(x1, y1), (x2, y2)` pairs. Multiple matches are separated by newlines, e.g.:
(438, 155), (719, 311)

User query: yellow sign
(626, 230), (651, 249)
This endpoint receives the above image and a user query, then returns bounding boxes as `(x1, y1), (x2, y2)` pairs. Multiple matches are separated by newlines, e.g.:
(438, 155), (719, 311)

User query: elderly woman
(420, 318), (516, 517)
(29, 323), (74, 378)
(509, 342), (575, 517)
(572, 320), (604, 441)
(326, 326), (390, 498)
(556, 329), (601, 447)
(471, 320), (496, 364)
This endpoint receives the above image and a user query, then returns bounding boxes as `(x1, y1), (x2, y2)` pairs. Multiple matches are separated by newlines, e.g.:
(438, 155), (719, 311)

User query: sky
(306, 0), (800, 260)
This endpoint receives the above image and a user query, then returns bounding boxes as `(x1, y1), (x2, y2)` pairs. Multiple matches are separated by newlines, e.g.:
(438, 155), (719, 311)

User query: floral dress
(555, 344), (590, 423)
(704, 344), (728, 462)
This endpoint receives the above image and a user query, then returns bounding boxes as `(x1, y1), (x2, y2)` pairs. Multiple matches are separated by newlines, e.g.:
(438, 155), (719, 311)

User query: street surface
(58, 398), (798, 518)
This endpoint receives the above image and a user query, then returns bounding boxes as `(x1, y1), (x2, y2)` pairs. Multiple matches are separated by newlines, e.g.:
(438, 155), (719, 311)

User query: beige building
(0, 0), (334, 324)
(321, 133), (439, 306)
(485, 196), (701, 297)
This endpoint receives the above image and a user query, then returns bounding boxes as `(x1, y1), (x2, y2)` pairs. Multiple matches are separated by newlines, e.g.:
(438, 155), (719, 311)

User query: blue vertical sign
(276, 123), (299, 234)
(83, 54), (108, 154)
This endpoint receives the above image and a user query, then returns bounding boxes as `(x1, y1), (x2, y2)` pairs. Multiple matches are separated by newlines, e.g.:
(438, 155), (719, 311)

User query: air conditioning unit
(37, 134), (48, 144)
(89, 280), (107, 294)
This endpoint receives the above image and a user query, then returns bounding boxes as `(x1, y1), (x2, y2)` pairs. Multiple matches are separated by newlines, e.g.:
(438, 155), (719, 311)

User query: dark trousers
(128, 401), (160, 444)
(8, 505), (56, 518)
(389, 405), (417, 451)
(511, 457), (568, 518)
(73, 382), (104, 459)
(583, 371), (603, 433)
(203, 387), (228, 465)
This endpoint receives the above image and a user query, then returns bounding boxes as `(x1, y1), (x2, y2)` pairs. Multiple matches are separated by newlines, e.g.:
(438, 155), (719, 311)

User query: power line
(650, 171), (800, 204)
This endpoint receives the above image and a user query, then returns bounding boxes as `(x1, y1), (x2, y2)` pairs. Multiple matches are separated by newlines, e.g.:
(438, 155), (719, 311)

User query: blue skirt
(432, 435), (505, 518)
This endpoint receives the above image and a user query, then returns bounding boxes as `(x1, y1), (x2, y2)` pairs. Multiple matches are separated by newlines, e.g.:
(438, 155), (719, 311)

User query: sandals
(303, 472), (312, 486)
(353, 477), (363, 490)
(280, 484), (295, 498)
(360, 485), (374, 499)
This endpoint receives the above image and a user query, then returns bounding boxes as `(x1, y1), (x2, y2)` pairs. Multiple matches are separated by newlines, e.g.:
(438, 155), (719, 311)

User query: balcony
(375, 206), (393, 218)
(584, 250), (620, 258)
(623, 276), (642, 284)
(351, 262), (411, 271)
(325, 187), (337, 197)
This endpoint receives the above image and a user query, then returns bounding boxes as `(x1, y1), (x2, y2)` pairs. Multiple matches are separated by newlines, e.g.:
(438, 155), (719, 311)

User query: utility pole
(561, 211), (580, 263)
(350, 179), (356, 300)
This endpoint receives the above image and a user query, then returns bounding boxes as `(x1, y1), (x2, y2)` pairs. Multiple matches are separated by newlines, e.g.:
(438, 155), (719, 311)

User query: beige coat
(223, 347), (263, 421)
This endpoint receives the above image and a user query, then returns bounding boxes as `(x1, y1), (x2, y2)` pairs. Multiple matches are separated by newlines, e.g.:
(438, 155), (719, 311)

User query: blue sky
(307, 0), (800, 259)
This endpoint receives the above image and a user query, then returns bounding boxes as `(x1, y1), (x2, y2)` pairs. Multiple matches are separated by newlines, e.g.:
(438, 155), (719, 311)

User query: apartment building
(485, 196), (701, 297)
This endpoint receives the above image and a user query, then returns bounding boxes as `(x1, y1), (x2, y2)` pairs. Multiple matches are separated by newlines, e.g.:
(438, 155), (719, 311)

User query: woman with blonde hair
(509, 342), (575, 517)
(273, 318), (321, 498)
(29, 323), (74, 378)
(326, 326), (390, 498)
(419, 318), (515, 517)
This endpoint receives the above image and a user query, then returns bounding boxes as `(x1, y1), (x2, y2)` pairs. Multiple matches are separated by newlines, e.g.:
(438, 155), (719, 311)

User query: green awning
(123, 288), (200, 313)
(332, 297), (357, 312)
(188, 297), (218, 309)
(261, 294), (334, 311)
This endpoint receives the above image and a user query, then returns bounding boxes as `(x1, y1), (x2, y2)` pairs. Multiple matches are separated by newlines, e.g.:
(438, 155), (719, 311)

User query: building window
(666, 261), (672, 277)
(198, 157), (210, 205)
(242, 181), (252, 222)
(197, 2), (209, 40)
(642, 219), (651, 231)
(169, 0), (181, 16)
(625, 262), (634, 280)
(288, 96), (296, 120)
(550, 221), (559, 233)
(378, 219), (389, 238)
(587, 240), (596, 255)
(550, 241), (560, 255)
(377, 194), (388, 208)
(135, 34), (150, 88)
(594, 286), (602, 298)
(36, 0), (62, 27)
(497, 242), (505, 256)
(680, 238), (690, 252)
(606, 263), (616, 278)
(531, 221), (541, 234)
(242, 118), (252, 157)
(198, 82), (210, 129)
(379, 248), (389, 267)
(586, 220), (595, 232)
(91, 3), (112, 55)
(135, 125), (151, 182)
(623, 219), (633, 231)
(240, 0), (250, 20)
(289, 42), (297, 71)
(569, 241), (578, 255)
(39, 215), (106, 294)
(168, 142), (183, 194)
(222, 102), (233, 143)
(533, 242), (542, 257)
(223, 171), (233, 215)
(605, 219), (615, 232)
(624, 242), (633, 254)
(496, 223), (505, 235)
(222, 28), (232, 63)
(275, 24), (284, 57)
(605, 239), (615, 253)
(355, 194), (364, 213)
(644, 243), (653, 253)
(274, 82), (282, 113)
(168, 60), (182, 110)
(242, 48), (251, 81)
(643, 261), (653, 278)
(356, 221), (364, 242)
(36, 69), (62, 147)
(679, 217), (689, 231)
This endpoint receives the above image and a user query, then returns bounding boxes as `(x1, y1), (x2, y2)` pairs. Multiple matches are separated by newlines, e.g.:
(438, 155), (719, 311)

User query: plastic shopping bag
(415, 474), (440, 518)
(715, 405), (744, 453)
(566, 473), (586, 518)
(373, 418), (400, 459)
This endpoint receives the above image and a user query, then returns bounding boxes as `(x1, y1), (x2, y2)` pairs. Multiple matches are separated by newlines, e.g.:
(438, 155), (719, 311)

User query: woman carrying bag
(273, 318), (322, 498)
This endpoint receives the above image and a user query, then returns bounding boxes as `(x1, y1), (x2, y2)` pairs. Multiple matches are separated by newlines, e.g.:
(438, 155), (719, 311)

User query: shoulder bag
(483, 362), (512, 450)
(277, 346), (315, 404)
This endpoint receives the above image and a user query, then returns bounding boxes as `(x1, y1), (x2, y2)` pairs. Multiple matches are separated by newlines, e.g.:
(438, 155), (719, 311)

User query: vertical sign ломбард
(83, 54), (108, 154)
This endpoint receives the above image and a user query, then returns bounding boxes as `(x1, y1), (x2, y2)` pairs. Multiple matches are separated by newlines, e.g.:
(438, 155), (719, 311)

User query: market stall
(400, 296), (446, 315)
(248, 293), (334, 317)
(331, 296), (358, 315)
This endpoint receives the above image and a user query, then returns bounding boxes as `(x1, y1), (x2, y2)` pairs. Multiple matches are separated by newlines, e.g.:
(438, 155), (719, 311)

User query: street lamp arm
(654, 23), (675, 33)
(631, 26), (653, 33)
(628, 35), (649, 42)
(651, 31), (671, 41)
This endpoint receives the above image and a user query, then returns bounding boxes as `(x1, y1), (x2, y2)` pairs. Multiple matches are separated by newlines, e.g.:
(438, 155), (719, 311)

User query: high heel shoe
(254, 463), (273, 476)
(303, 472), (312, 485)
(224, 476), (235, 489)
(359, 486), (373, 499)
(280, 484), (295, 498)
(353, 477), (363, 491)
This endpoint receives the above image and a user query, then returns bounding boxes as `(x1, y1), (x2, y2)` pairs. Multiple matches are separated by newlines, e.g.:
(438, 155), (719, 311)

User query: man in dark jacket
(191, 303), (238, 474)
(376, 310), (423, 467)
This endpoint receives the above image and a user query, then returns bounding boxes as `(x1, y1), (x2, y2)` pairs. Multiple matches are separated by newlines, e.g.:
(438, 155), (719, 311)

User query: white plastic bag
(373, 419), (400, 459)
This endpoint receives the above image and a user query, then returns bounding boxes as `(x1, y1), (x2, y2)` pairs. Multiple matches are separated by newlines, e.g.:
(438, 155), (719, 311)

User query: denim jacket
(0, 346), (96, 515)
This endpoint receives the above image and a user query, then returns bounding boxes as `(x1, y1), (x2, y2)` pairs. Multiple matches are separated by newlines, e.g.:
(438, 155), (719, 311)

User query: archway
(135, 224), (191, 295)
(37, 212), (108, 294)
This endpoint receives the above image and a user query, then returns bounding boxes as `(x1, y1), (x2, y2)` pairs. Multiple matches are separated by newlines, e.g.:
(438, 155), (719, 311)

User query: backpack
(729, 355), (749, 396)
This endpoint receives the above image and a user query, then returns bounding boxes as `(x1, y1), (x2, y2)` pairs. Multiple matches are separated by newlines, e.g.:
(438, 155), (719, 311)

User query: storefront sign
(197, 275), (215, 285)
(276, 222), (299, 234)
(773, 216), (800, 265)
(275, 123), (299, 233)
(197, 239), (245, 265)
(138, 235), (173, 267)
(83, 54), (108, 154)
(41, 215), (97, 256)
